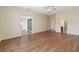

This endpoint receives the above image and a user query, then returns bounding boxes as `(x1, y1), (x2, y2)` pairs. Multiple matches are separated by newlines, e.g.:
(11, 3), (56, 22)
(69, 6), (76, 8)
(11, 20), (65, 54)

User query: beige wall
(50, 15), (56, 31)
(0, 7), (50, 41)
(32, 13), (50, 33)
(55, 8), (79, 35)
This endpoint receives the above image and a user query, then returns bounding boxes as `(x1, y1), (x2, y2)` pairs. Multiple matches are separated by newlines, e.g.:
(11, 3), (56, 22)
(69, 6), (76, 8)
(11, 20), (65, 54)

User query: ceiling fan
(43, 6), (56, 12)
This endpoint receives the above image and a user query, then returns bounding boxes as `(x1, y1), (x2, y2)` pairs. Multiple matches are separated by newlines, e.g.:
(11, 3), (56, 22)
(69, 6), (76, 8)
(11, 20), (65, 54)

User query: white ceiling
(20, 6), (79, 15)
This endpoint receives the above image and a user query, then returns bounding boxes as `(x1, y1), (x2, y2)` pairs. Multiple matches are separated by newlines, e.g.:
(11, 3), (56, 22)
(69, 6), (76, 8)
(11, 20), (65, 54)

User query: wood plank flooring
(0, 31), (79, 52)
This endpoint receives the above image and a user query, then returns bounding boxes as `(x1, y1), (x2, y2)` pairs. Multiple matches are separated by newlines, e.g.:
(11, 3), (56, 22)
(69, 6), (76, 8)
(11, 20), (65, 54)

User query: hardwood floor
(0, 31), (79, 52)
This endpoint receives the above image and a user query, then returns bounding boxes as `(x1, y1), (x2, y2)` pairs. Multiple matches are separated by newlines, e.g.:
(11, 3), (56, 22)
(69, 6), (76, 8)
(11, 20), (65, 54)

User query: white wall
(0, 7), (21, 41)
(32, 13), (50, 33)
(55, 8), (79, 35)
(50, 15), (56, 31)
(0, 7), (50, 41)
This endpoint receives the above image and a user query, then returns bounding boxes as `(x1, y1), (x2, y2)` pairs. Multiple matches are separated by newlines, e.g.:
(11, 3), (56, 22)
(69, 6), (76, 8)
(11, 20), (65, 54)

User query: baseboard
(67, 33), (79, 36)
(1, 30), (79, 42)
(31, 30), (49, 34)
(1, 31), (49, 41)
(1, 35), (21, 41)
(55, 31), (79, 36)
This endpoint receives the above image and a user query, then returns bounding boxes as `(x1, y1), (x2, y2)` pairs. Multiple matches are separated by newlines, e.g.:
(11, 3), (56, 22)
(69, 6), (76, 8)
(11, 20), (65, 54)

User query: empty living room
(0, 6), (79, 52)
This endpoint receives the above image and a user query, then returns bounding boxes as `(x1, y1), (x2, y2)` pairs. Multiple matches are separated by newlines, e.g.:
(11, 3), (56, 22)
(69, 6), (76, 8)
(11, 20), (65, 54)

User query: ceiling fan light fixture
(43, 6), (56, 12)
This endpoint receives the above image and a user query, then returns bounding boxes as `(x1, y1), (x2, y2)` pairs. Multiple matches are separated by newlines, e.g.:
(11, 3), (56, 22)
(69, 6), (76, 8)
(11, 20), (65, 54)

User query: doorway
(60, 19), (67, 33)
(20, 15), (32, 36)
(20, 15), (32, 47)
